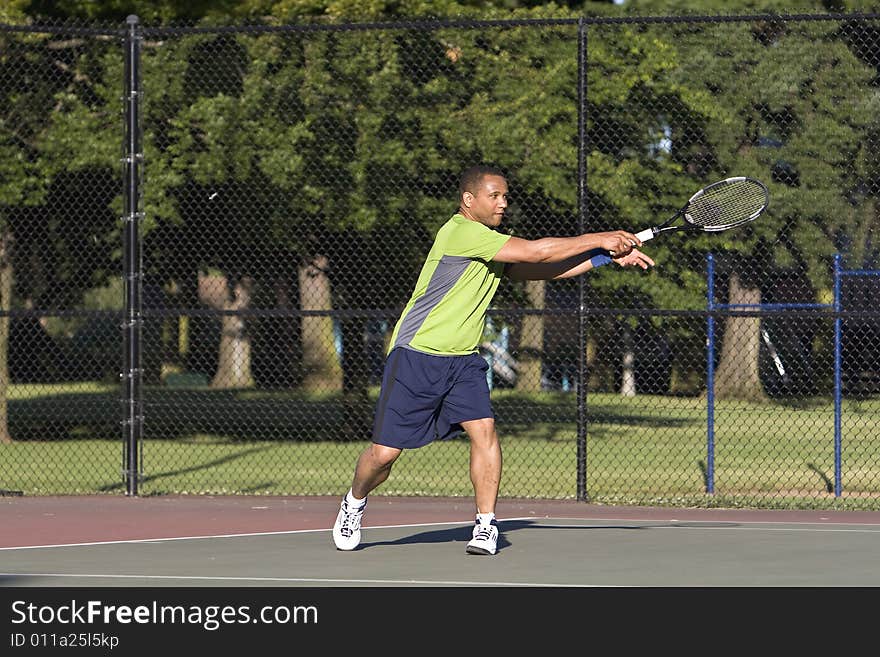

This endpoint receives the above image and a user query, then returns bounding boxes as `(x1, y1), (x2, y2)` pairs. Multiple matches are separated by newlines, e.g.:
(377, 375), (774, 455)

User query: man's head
(458, 165), (508, 228)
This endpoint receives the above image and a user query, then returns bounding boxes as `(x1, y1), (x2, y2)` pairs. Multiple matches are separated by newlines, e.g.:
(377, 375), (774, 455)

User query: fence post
(706, 254), (715, 494)
(576, 16), (588, 502)
(834, 256), (880, 497)
(833, 253), (842, 496)
(122, 14), (144, 497)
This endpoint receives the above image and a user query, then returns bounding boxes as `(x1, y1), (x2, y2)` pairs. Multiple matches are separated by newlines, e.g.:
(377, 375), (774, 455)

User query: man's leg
(460, 417), (502, 555)
(351, 442), (402, 499)
(333, 443), (401, 551)
(461, 417), (502, 515)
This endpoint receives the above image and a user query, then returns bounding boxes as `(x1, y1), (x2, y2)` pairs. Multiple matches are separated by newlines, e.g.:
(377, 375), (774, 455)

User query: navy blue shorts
(371, 347), (494, 450)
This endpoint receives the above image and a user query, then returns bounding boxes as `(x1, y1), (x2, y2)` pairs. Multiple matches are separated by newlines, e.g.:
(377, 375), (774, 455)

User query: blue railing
(706, 253), (879, 497)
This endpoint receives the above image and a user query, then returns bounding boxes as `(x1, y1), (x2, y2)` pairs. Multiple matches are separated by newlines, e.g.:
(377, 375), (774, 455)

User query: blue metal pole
(706, 254), (715, 494)
(833, 254), (842, 497)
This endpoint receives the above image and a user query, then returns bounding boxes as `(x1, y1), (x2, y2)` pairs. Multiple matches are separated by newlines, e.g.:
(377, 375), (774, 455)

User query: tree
(0, 14), (122, 440)
(666, 14), (874, 400)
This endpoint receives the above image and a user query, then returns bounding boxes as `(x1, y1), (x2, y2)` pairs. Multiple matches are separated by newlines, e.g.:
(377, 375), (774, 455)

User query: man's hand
(597, 231), (641, 255)
(612, 248), (654, 270)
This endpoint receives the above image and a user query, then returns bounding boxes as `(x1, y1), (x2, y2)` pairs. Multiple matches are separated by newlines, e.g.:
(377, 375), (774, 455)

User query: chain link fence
(1, 11), (878, 508)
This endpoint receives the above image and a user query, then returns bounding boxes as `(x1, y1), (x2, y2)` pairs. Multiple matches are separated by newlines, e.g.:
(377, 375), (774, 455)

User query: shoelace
(339, 504), (363, 537)
(473, 524), (495, 541)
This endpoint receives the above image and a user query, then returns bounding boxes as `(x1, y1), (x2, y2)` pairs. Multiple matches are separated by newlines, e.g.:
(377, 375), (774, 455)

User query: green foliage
(21, 0), (243, 23)
(0, 25), (122, 309)
(0, 0), (29, 23)
(617, 0), (850, 15)
(3, 0), (879, 383)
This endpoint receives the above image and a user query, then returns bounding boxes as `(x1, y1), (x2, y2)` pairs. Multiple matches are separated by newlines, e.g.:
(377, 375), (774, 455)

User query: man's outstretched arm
(492, 230), (641, 265)
(505, 247), (655, 280)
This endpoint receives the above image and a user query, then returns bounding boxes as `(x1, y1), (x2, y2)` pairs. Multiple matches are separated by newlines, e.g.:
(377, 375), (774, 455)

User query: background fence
(1, 11), (879, 508)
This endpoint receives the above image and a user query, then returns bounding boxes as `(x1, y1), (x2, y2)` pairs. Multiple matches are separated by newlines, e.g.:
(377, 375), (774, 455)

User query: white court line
(536, 516), (880, 528)
(0, 520), (471, 551)
(0, 572), (602, 587)
(3, 515), (878, 552)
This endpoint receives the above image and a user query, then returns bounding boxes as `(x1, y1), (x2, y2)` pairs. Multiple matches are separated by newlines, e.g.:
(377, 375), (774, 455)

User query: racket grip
(634, 228), (654, 243)
(609, 228), (655, 257)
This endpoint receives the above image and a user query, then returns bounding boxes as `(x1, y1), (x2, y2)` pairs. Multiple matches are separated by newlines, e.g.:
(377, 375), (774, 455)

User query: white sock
(476, 512), (495, 526)
(346, 489), (366, 508)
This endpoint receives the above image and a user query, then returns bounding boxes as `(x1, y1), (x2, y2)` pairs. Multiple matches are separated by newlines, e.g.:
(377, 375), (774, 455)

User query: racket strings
(686, 182), (767, 228)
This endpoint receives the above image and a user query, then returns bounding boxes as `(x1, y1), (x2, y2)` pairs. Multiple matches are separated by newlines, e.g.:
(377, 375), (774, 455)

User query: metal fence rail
(0, 11), (878, 508)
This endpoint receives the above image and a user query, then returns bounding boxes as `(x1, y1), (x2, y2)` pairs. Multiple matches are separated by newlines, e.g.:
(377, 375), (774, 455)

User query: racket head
(683, 177), (769, 232)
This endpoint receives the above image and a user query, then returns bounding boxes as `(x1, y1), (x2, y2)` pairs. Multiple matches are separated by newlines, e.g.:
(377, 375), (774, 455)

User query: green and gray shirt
(388, 214), (512, 356)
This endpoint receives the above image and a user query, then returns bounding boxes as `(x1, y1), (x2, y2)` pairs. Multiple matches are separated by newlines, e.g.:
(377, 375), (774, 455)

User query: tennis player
(333, 164), (654, 555)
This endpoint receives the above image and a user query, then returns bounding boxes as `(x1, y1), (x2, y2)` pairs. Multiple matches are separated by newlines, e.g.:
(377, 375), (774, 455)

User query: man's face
(462, 174), (508, 227)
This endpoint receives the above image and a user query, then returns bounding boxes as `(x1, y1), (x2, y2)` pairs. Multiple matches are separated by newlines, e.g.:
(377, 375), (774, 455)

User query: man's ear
(462, 192), (473, 208)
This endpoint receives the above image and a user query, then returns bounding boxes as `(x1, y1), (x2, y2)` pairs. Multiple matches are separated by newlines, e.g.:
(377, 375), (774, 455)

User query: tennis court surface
(3, 494), (879, 587)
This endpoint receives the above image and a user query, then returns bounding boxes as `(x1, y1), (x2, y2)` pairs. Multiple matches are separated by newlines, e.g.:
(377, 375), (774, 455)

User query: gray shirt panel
(392, 255), (472, 350)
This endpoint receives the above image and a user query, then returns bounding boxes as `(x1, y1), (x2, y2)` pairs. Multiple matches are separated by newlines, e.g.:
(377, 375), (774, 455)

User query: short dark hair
(459, 165), (506, 198)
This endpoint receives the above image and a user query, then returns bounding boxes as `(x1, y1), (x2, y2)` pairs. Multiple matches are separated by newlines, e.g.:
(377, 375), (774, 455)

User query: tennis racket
(612, 176), (769, 255)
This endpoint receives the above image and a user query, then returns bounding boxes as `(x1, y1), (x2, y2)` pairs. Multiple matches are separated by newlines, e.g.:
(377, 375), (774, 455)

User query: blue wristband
(588, 253), (612, 269)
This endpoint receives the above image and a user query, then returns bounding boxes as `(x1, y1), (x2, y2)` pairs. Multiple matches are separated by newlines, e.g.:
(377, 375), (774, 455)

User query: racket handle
(634, 228), (654, 243)
(609, 228), (655, 257)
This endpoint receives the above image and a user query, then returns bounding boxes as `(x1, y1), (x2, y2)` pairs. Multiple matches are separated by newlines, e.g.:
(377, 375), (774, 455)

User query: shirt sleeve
(445, 220), (512, 261)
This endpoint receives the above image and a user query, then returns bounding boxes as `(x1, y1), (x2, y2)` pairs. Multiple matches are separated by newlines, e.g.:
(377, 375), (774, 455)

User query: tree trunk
(516, 279), (544, 392)
(298, 255), (342, 393)
(714, 271), (768, 402)
(0, 228), (12, 443)
(620, 322), (636, 397)
(198, 272), (255, 389)
(585, 332), (599, 390)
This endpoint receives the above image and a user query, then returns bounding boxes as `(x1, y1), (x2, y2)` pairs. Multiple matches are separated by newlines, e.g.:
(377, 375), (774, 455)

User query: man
(333, 164), (654, 555)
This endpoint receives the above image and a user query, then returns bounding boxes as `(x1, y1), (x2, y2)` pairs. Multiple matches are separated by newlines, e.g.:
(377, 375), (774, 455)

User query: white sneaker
(332, 497), (366, 551)
(466, 517), (499, 555)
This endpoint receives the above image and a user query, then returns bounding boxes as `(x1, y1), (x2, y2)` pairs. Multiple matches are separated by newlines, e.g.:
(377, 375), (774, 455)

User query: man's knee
(462, 418), (498, 445)
(367, 442), (402, 468)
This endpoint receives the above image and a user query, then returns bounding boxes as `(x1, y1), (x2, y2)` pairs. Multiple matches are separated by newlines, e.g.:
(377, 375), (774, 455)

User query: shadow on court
(357, 519), (742, 551)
